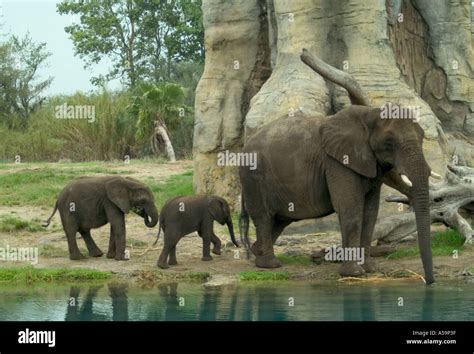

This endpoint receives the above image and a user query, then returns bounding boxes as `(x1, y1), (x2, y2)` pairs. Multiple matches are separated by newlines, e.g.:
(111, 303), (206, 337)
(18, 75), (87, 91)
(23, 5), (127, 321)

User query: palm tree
(129, 82), (189, 161)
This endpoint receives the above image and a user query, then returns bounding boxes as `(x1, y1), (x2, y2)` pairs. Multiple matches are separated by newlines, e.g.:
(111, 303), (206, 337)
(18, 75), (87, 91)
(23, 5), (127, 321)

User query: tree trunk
(152, 120), (176, 162)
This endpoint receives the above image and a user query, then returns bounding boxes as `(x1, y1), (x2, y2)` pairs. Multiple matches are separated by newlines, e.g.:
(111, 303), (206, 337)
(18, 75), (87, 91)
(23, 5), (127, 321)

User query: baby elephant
(155, 195), (239, 269)
(43, 176), (158, 260)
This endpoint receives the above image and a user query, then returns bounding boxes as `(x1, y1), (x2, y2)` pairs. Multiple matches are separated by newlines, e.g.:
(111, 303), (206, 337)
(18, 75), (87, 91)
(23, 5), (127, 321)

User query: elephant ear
(319, 114), (377, 178)
(105, 178), (132, 214)
(208, 197), (227, 225)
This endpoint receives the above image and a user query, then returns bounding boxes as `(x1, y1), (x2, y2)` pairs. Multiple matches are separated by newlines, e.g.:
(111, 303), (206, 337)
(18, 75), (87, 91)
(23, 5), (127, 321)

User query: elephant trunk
(144, 206), (159, 228)
(226, 218), (239, 247)
(404, 155), (434, 284)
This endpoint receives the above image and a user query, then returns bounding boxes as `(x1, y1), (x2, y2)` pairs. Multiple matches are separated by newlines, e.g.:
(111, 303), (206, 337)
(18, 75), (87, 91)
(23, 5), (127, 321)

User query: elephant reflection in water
(156, 283), (225, 321)
(65, 283), (129, 321)
(342, 286), (376, 321)
(156, 283), (181, 320)
(156, 283), (278, 321)
(341, 286), (435, 321)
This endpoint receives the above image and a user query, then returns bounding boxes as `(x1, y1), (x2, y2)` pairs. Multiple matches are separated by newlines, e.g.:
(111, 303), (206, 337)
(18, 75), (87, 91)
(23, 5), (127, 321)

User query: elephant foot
(255, 254), (282, 268)
(201, 255), (213, 261)
(339, 262), (365, 277)
(212, 248), (221, 255)
(89, 249), (104, 257)
(250, 242), (262, 256)
(158, 262), (169, 269)
(69, 253), (86, 260)
(168, 259), (178, 266)
(106, 252), (115, 259)
(361, 258), (376, 273)
(114, 254), (128, 261)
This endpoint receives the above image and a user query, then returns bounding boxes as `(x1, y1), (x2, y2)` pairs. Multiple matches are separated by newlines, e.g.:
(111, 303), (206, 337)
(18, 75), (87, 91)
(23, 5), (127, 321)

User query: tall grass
(0, 89), (194, 162)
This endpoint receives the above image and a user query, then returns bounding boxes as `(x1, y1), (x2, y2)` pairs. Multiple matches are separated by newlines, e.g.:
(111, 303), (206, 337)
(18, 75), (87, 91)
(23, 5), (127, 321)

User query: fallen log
(374, 164), (474, 244)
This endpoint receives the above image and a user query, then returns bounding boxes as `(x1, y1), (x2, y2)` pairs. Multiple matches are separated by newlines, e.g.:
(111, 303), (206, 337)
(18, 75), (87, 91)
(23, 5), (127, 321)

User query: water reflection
(65, 283), (129, 321)
(0, 281), (472, 321)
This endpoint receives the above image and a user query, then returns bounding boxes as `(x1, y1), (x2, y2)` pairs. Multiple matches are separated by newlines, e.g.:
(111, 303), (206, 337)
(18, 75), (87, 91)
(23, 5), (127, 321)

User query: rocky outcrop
(193, 0), (270, 206)
(193, 0), (473, 210)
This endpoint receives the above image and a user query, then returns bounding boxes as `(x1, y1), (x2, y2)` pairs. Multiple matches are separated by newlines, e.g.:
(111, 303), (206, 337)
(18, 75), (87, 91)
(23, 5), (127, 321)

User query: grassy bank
(239, 271), (290, 281)
(388, 230), (465, 259)
(0, 266), (112, 283)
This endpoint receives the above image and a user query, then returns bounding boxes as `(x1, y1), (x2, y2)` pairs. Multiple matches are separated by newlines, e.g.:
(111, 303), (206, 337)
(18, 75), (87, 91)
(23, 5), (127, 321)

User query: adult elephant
(239, 49), (438, 284)
(43, 176), (158, 260)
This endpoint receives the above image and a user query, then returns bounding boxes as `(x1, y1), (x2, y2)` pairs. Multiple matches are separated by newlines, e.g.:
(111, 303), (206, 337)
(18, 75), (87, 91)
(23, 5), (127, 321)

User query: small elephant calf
(43, 176), (158, 260)
(155, 195), (239, 269)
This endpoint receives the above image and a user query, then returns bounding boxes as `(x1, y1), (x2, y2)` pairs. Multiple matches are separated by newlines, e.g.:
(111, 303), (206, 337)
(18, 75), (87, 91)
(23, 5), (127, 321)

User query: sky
(0, 0), (121, 96)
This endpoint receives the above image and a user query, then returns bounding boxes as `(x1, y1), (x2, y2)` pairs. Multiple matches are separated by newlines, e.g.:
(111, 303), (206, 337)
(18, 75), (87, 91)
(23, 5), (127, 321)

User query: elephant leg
(360, 184), (382, 273)
(271, 219), (291, 244)
(61, 215), (84, 260)
(106, 206), (127, 261)
(199, 228), (213, 261)
(80, 230), (104, 257)
(106, 225), (116, 259)
(158, 232), (176, 269)
(327, 169), (365, 277)
(254, 216), (281, 268)
(210, 232), (222, 255)
(168, 246), (178, 266)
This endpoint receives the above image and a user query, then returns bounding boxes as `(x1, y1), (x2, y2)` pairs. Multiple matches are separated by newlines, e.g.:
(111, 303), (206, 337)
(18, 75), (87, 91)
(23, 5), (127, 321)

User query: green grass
(276, 254), (312, 265)
(149, 170), (194, 208)
(0, 168), (130, 207)
(0, 266), (112, 282)
(239, 271), (290, 281)
(39, 244), (69, 258)
(388, 229), (465, 259)
(0, 216), (43, 232)
(179, 272), (210, 281)
(0, 166), (192, 208)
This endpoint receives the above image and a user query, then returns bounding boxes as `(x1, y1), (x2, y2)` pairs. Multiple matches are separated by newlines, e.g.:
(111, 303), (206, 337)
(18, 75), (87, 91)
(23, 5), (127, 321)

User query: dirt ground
(0, 160), (473, 285)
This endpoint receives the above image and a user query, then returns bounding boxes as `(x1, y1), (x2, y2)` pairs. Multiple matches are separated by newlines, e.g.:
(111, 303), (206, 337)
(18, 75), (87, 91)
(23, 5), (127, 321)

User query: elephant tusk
(430, 171), (442, 179)
(401, 174), (413, 187)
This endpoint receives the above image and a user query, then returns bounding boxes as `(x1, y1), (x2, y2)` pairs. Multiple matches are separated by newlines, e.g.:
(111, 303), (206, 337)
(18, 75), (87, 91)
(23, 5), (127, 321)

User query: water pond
(0, 280), (473, 321)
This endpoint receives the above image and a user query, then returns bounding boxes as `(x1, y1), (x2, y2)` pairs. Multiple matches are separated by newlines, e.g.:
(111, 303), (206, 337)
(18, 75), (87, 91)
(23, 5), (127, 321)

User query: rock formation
(193, 0), (473, 211)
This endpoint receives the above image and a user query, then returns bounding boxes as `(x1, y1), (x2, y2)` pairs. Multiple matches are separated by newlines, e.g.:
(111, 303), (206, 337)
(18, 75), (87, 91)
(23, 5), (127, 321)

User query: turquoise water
(0, 280), (473, 321)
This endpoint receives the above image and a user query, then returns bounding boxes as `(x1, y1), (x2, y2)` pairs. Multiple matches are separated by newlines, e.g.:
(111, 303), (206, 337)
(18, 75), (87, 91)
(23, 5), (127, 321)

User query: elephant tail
(153, 215), (164, 246)
(239, 192), (252, 259)
(42, 201), (58, 227)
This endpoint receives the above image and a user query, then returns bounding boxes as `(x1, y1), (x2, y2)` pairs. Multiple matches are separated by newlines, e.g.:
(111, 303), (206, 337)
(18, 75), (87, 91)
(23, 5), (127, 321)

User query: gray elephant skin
(43, 176), (158, 260)
(155, 195), (239, 269)
(240, 52), (436, 284)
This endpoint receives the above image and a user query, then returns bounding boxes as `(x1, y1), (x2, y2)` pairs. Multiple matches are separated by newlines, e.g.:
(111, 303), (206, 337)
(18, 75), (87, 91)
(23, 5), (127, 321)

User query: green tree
(0, 34), (52, 128)
(129, 82), (189, 160)
(57, 0), (203, 88)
